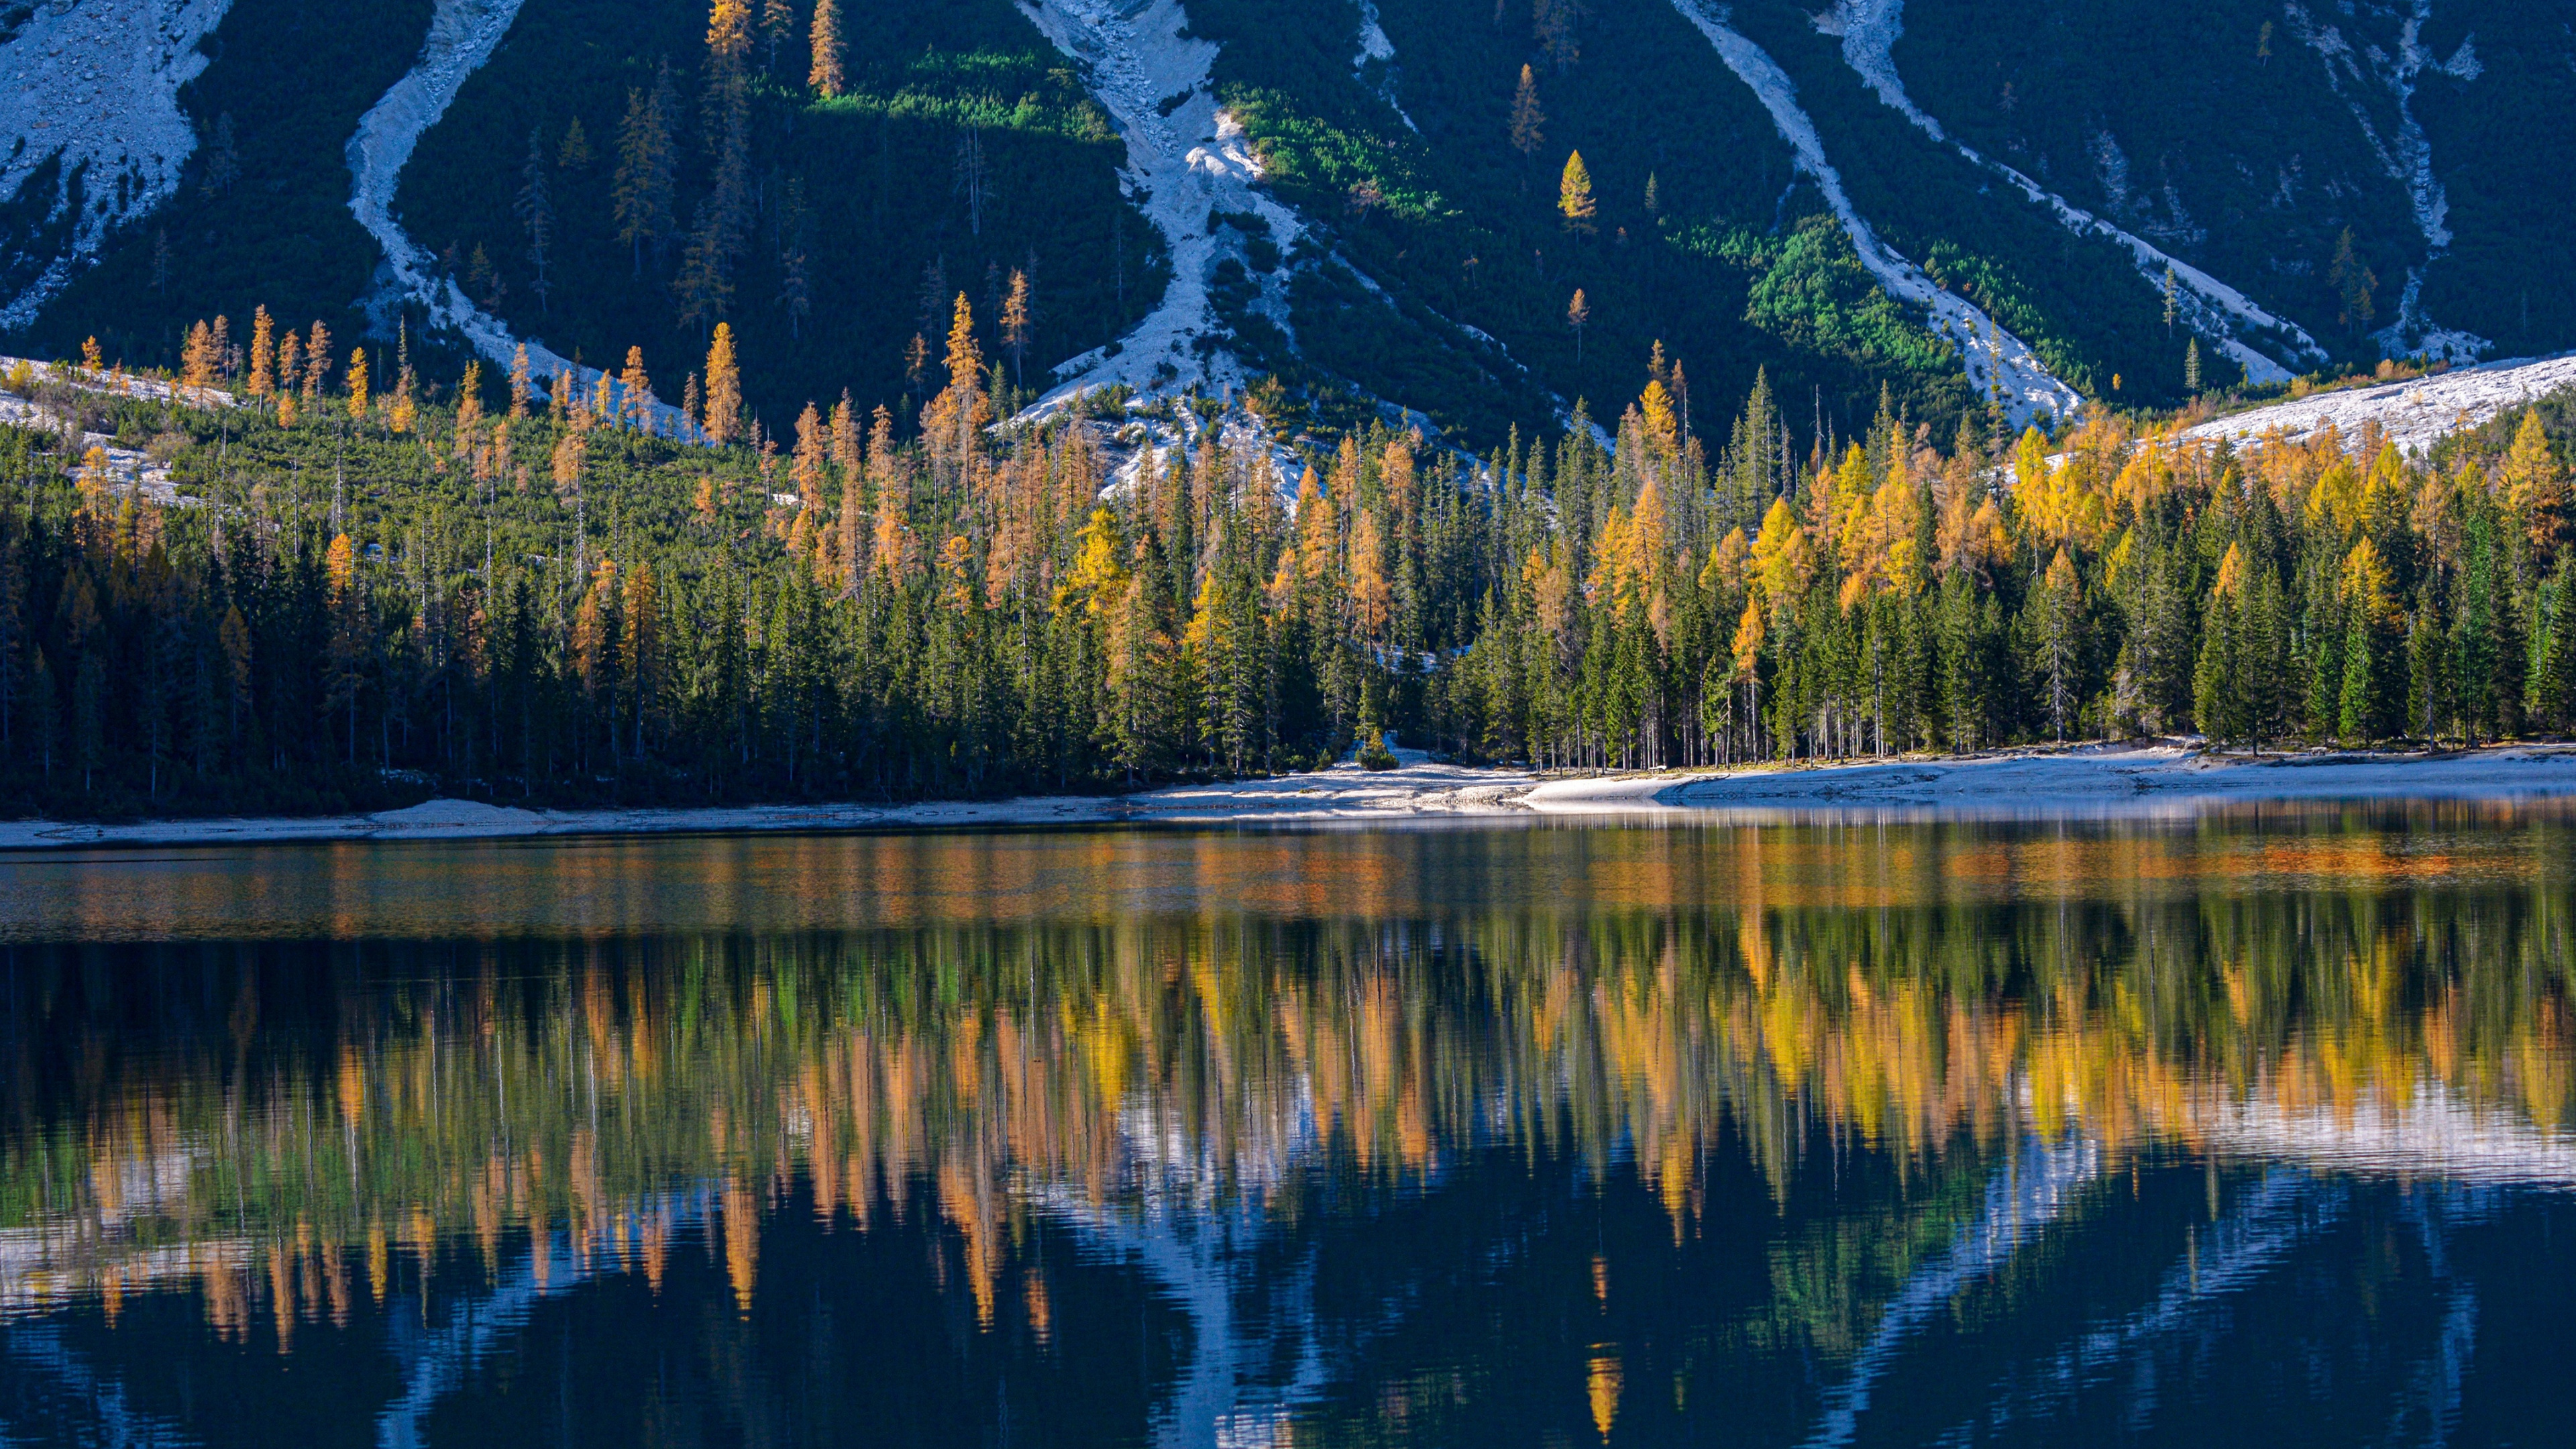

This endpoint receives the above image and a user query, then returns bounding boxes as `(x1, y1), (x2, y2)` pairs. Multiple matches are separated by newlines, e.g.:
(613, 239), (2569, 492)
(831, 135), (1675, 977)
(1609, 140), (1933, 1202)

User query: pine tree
(761, 0), (796, 70)
(611, 68), (682, 276)
(702, 323), (742, 443)
(1558, 150), (1596, 234)
(680, 0), (755, 327)
(2532, 562), (2576, 732)
(809, 0), (844, 97)
(2184, 337), (2202, 392)
(2329, 227), (2375, 329)
(1000, 268), (1033, 390)
(2038, 547), (2080, 740)
(517, 127), (555, 313)
(1509, 64), (1544, 156)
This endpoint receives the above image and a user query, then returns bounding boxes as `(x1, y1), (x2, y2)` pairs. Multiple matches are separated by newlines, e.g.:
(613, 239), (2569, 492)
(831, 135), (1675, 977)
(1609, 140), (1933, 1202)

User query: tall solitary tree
(1000, 268), (1033, 390)
(1558, 150), (1596, 234)
(612, 68), (680, 276)
(517, 127), (555, 313)
(1509, 65), (1544, 156)
(809, 0), (844, 97)
(702, 323), (743, 443)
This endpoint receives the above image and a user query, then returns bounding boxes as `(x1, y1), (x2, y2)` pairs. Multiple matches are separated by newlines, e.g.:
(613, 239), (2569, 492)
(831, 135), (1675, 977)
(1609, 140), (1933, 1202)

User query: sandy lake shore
(3, 743), (2575, 851)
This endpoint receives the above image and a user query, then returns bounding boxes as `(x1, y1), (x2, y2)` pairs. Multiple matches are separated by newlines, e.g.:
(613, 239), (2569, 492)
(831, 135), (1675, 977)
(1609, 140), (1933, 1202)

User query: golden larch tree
(809, 0), (844, 97)
(1509, 65), (1544, 155)
(702, 323), (742, 443)
(1000, 268), (1032, 390)
(247, 306), (275, 397)
(619, 346), (654, 428)
(1558, 150), (1596, 233)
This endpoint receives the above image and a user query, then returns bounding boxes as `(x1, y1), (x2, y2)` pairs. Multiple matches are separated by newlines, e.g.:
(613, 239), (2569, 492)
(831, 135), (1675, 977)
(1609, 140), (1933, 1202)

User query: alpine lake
(3, 804), (2573, 1447)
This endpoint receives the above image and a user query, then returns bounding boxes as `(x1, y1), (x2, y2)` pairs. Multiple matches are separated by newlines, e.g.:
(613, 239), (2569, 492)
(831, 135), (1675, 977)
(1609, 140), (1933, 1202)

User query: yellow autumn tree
(808, 0), (843, 96)
(701, 323), (741, 443)
(1558, 150), (1596, 234)
(619, 346), (653, 428)
(247, 307), (275, 396)
(2500, 409), (2564, 552)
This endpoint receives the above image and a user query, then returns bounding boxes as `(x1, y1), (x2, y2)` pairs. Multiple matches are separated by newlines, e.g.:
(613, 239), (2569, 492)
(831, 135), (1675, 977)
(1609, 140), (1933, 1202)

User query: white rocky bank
(8, 745), (2576, 849)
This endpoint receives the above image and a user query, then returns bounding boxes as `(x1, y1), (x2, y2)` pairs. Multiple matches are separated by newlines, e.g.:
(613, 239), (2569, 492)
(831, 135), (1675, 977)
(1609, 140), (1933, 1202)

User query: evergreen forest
(3, 297), (2574, 820)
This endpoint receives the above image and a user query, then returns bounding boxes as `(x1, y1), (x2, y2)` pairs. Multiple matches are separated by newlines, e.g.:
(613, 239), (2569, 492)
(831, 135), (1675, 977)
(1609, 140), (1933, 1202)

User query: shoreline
(4, 743), (2575, 851)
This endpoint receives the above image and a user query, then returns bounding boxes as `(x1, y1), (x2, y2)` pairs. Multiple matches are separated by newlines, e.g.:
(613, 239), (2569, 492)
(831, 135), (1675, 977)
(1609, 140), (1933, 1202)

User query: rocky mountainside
(2, 0), (2569, 445)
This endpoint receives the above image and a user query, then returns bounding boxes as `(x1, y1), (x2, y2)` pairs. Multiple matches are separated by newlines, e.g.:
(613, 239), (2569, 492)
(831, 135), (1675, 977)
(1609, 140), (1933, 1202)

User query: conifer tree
(612, 68), (681, 276)
(702, 323), (743, 443)
(180, 321), (217, 389)
(517, 127), (555, 313)
(248, 306), (275, 398)
(345, 347), (370, 420)
(809, 0), (844, 97)
(303, 322), (332, 402)
(2329, 228), (2375, 329)
(1000, 269), (1033, 390)
(2500, 409), (2564, 553)
(2038, 547), (2080, 740)
(619, 347), (655, 428)
(1558, 150), (1596, 234)
(761, 0), (796, 71)
(276, 330), (303, 423)
(1566, 288), (1590, 366)
(559, 116), (592, 170)
(1509, 64), (1544, 156)
(511, 343), (531, 419)
(680, 0), (755, 327)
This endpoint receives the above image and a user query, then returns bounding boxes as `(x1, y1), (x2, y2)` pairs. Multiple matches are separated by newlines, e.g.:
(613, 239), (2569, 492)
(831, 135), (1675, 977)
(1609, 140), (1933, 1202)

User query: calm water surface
(3, 806), (2573, 1447)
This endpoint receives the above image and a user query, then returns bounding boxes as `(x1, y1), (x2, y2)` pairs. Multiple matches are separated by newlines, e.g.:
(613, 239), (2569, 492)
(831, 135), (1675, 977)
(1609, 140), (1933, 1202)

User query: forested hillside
(6, 1), (2570, 450)
(2, 305), (2573, 819)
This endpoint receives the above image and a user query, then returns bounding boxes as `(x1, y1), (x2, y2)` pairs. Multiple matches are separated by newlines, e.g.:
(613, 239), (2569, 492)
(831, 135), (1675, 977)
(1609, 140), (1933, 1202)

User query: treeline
(0, 307), (2573, 818)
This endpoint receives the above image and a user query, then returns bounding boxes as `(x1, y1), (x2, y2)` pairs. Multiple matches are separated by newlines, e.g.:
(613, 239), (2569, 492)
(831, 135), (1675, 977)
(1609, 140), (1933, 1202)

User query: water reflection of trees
(4, 875), (2567, 1344)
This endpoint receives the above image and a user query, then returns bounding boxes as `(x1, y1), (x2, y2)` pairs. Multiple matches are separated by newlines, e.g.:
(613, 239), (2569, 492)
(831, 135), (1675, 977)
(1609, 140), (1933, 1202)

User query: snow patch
(2181, 350), (2576, 457)
(1016, 0), (1307, 415)
(347, 0), (694, 434)
(2283, 0), (2488, 363)
(1350, 0), (1417, 132)
(1815, 0), (2320, 384)
(0, 0), (231, 331)
(1668, 0), (2083, 427)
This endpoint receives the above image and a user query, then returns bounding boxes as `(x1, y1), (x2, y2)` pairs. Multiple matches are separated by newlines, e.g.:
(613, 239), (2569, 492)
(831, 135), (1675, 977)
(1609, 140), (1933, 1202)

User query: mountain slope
(3, 0), (2572, 447)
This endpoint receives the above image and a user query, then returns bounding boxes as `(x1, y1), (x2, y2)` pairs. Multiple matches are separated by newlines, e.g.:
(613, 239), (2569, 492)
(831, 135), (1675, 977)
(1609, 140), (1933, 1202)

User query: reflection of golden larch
(268, 1243), (296, 1353)
(642, 1214), (669, 1295)
(1590, 1254), (1608, 1304)
(368, 1222), (389, 1303)
(1587, 1350), (1623, 1441)
(722, 1181), (760, 1316)
(1024, 1269), (1053, 1348)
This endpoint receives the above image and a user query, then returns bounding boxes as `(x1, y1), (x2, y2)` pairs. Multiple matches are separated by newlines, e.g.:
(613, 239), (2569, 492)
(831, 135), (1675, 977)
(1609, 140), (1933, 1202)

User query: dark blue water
(2, 808), (2571, 1447)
